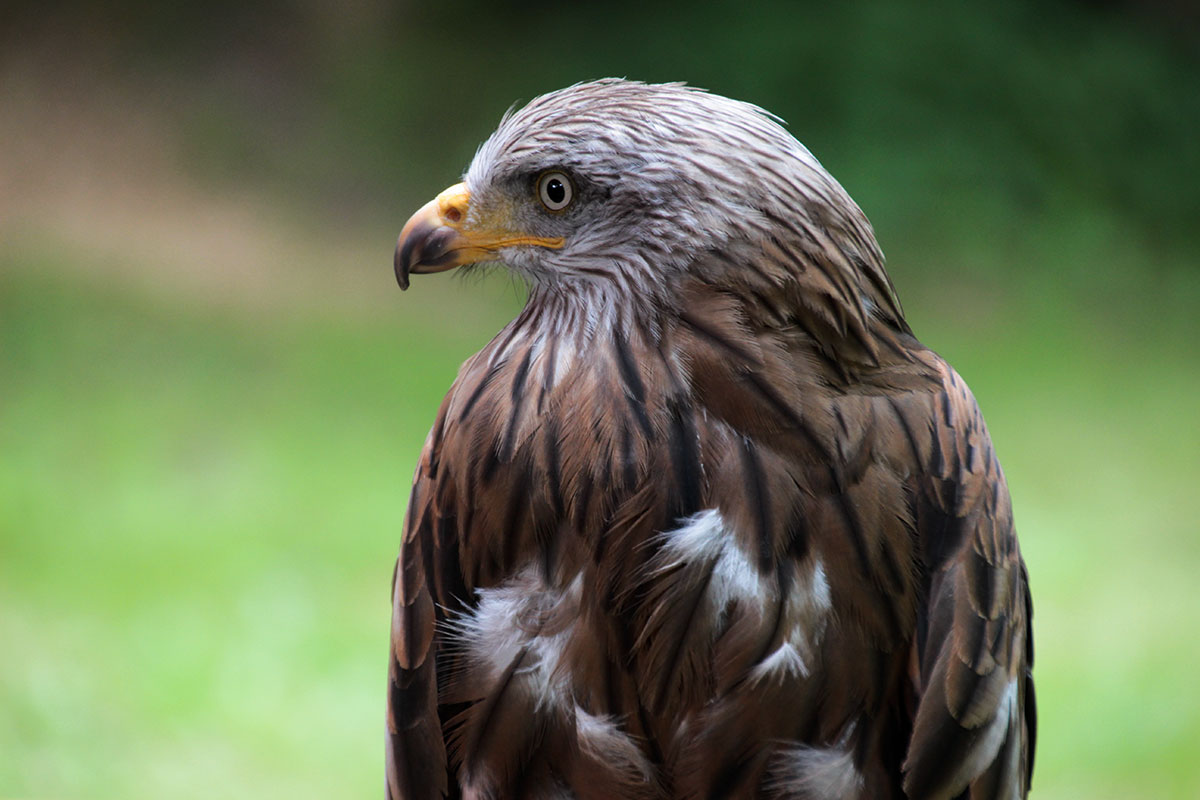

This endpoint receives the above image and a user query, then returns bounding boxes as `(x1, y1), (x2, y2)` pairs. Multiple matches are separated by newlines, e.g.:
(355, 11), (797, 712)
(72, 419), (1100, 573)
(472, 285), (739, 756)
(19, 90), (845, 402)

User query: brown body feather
(388, 279), (1032, 799)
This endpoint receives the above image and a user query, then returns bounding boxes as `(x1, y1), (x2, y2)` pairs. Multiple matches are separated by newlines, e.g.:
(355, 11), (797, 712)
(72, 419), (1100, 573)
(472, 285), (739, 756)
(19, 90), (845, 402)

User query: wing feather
(386, 403), (456, 800)
(902, 365), (1035, 800)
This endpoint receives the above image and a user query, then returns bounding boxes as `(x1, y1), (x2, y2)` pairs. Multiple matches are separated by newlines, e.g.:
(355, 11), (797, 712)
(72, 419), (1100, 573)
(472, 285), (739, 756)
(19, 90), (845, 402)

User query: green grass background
(2, 1), (1199, 797)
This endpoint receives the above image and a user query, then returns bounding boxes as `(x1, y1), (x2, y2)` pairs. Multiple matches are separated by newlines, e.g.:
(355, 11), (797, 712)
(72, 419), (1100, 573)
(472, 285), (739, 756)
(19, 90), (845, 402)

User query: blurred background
(1, 0), (1197, 797)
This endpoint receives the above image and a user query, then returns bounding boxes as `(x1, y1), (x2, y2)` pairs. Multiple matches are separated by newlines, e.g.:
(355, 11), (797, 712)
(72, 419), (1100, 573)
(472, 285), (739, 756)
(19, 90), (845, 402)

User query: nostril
(444, 207), (463, 224)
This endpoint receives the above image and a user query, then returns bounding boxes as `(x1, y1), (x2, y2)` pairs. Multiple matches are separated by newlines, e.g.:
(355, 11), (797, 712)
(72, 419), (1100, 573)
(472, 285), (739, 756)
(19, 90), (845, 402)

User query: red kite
(388, 80), (1034, 800)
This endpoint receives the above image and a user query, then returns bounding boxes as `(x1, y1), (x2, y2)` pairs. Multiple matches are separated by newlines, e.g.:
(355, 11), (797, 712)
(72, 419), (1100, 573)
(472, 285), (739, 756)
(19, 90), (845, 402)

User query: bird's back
(387, 274), (1034, 799)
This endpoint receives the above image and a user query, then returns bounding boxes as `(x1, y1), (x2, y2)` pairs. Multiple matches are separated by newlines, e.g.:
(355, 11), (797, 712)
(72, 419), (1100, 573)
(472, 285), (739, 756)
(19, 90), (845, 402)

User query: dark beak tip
(394, 221), (458, 291)
(394, 235), (413, 290)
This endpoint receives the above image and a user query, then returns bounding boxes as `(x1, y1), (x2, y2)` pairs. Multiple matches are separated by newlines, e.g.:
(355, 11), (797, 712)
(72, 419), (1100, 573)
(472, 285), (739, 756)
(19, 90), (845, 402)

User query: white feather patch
(949, 678), (1020, 796)
(749, 560), (834, 683)
(654, 510), (834, 682)
(766, 725), (863, 800)
(657, 509), (770, 612)
(452, 568), (581, 712)
(575, 706), (655, 784)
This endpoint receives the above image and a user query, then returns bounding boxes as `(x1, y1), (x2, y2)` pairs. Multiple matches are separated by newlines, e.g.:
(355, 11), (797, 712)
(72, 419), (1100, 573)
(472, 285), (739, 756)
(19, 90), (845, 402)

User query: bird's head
(395, 79), (894, 327)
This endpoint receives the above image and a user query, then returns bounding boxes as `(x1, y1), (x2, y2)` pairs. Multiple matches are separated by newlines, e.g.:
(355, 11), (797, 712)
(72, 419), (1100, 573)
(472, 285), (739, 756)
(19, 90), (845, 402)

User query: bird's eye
(537, 171), (574, 212)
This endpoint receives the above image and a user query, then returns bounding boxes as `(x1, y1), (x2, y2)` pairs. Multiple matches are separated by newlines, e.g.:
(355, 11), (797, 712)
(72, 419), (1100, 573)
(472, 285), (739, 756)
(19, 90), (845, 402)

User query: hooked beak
(393, 182), (565, 290)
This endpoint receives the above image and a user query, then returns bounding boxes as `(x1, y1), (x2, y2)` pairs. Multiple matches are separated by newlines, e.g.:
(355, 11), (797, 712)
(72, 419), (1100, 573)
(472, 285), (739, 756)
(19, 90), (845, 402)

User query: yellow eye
(537, 171), (574, 211)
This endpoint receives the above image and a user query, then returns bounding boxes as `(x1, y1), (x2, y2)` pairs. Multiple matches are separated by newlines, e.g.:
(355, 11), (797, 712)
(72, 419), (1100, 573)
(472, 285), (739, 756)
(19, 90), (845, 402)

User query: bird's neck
(466, 281), (669, 418)
(514, 279), (663, 342)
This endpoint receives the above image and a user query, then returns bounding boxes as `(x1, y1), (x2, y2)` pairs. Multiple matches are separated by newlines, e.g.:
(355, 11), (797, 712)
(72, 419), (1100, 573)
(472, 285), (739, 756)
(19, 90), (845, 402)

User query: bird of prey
(388, 79), (1034, 800)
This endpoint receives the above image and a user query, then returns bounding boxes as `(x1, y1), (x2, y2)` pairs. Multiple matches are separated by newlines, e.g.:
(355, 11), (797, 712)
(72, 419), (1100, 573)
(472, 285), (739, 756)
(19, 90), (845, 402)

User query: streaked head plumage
(467, 81), (867, 285)
(396, 79), (891, 331)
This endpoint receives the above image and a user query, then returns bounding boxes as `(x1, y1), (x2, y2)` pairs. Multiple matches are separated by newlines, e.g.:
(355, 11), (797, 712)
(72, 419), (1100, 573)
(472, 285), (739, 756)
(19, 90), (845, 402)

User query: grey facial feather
(462, 79), (882, 309)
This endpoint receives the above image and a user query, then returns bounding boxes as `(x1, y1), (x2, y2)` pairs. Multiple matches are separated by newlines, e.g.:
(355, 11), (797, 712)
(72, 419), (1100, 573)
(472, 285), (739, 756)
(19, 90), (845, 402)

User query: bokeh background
(2, 1), (1198, 797)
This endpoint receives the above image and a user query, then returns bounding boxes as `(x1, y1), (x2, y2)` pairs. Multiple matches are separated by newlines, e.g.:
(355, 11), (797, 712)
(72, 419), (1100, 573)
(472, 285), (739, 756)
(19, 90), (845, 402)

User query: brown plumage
(387, 80), (1034, 800)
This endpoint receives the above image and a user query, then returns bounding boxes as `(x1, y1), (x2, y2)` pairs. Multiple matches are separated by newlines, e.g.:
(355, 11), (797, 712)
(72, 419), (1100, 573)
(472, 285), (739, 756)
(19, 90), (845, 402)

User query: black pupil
(545, 178), (566, 205)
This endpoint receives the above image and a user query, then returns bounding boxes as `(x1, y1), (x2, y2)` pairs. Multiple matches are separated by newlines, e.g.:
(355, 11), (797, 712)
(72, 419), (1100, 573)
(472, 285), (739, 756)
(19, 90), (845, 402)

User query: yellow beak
(393, 182), (565, 290)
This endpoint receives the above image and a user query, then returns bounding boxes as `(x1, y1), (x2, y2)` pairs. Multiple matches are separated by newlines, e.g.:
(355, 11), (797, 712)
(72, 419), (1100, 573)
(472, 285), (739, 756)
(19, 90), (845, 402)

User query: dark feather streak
(497, 346), (535, 463)
(742, 370), (832, 461)
(613, 334), (655, 440)
(737, 436), (773, 571)
(458, 362), (502, 423)
(667, 401), (703, 519)
(543, 416), (565, 518)
(677, 309), (758, 364)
